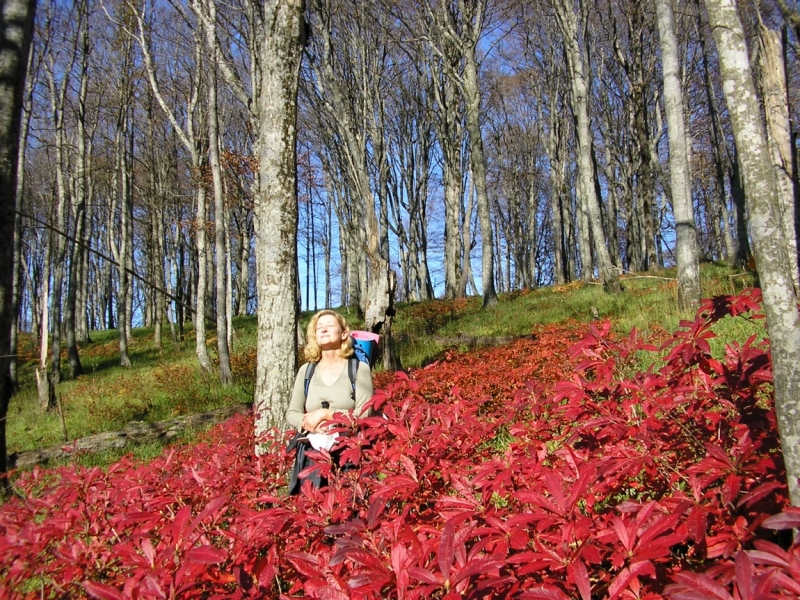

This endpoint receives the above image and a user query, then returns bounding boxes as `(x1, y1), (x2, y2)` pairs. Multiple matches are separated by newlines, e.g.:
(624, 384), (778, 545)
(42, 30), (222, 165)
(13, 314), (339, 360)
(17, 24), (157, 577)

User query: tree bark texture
(705, 0), (800, 506)
(253, 0), (305, 439)
(655, 0), (702, 312)
(208, 65), (232, 385)
(0, 0), (37, 494)
(759, 25), (799, 295)
(554, 0), (620, 293)
(462, 41), (498, 307)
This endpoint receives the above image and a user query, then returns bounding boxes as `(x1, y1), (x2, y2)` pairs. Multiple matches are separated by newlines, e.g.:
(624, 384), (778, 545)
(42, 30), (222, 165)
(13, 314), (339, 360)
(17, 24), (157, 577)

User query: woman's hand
(302, 408), (334, 433)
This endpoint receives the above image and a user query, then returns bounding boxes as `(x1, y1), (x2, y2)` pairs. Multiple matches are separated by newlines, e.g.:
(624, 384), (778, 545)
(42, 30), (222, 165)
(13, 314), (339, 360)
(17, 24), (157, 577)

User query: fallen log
(9, 402), (253, 470)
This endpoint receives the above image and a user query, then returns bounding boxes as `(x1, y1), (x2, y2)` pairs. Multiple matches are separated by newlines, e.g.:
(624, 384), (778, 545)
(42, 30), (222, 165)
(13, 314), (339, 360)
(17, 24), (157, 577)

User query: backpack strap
(304, 358), (359, 402)
(303, 362), (317, 400)
(347, 356), (359, 401)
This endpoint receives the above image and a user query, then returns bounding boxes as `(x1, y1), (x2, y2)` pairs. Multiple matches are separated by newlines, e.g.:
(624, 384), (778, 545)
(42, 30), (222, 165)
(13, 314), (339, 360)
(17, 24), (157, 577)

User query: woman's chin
(318, 343), (343, 351)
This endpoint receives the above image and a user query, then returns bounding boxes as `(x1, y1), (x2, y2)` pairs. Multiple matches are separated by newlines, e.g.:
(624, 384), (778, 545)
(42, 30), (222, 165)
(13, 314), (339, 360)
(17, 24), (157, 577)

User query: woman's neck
(318, 349), (344, 364)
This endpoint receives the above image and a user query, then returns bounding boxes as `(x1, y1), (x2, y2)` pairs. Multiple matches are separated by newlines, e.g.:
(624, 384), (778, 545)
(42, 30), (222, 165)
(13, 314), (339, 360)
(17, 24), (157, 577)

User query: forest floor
(6, 262), (762, 468)
(4, 261), (798, 599)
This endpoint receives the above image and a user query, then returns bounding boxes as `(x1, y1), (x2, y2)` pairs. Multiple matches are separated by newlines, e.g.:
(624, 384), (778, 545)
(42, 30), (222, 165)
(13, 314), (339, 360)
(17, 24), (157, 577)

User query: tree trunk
(555, 0), (620, 293)
(134, 4), (210, 369)
(193, 183), (213, 372)
(10, 41), (34, 388)
(705, 0), (800, 506)
(235, 210), (251, 317)
(0, 0), (37, 495)
(459, 174), (479, 297)
(429, 56), (463, 300)
(116, 120), (132, 368)
(443, 162), (461, 298)
(382, 271), (402, 372)
(208, 64), (232, 385)
(759, 24), (799, 294)
(36, 244), (53, 410)
(700, 24), (736, 262)
(252, 0), (305, 440)
(577, 175), (593, 281)
(462, 43), (497, 307)
(730, 151), (751, 266)
(655, 0), (701, 312)
(44, 42), (72, 393)
(153, 201), (165, 348)
(65, 9), (90, 377)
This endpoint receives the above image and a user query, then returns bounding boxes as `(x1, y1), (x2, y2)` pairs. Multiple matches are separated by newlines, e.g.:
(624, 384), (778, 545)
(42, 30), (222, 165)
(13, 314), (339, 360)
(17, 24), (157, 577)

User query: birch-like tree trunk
(65, 0), (90, 377)
(234, 209), (251, 317)
(705, 0), (800, 506)
(416, 0), (496, 306)
(655, 0), (701, 311)
(759, 24), (799, 295)
(35, 239), (52, 409)
(428, 47), (464, 299)
(0, 0), (37, 494)
(303, 0), (396, 340)
(554, 0), (620, 293)
(115, 115), (133, 368)
(132, 5), (212, 372)
(252, 0), (305, 437)
(459, 175), (479, 297)
(699, 24), (736, 262)
(43, 37), (74, 393)
(461, 37), (497, 307)
(207, 64), (232, 385)
(542, 92), (567, 285)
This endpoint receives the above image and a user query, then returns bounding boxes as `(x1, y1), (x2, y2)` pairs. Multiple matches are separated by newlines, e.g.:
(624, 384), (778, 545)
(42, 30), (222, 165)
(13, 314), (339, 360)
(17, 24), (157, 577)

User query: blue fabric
(352, 337), (376, 367)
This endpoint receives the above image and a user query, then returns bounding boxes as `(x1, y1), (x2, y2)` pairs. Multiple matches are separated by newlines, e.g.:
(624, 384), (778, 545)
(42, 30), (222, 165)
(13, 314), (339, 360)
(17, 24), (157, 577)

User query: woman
(286, 309), (373, 433)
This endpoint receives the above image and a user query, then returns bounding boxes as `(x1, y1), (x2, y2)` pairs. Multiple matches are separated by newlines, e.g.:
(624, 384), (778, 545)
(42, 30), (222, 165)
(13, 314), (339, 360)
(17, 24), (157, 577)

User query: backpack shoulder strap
(303, 362), (317, 399)
(348, 356), (359, 401)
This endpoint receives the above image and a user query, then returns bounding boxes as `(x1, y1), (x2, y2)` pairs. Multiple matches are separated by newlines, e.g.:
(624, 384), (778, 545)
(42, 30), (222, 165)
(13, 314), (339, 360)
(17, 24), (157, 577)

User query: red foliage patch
(1, 289), (797, 599)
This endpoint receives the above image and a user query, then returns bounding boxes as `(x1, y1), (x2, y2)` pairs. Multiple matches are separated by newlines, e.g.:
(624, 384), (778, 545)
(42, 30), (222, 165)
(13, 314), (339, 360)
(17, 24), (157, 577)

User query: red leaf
(762, 507), (800, 530)
(184, 544), (227, 565)
(607, 561), (655, 600)
(545, 473), (567, 515)
(141, 537), (156, 567)
(670, 572), (735, 600)
(611, 516), (632, 553)
(182, 495), (228, 548)
(391, 542), (411, 599)
(517, 585), (571, 599)
(439, 519), (456, 582)
(736, 481), (784, 509)
(773, 572), (800, 595)
(687, 506), (708, 544)
(734, 551), (752, 600)
(568, 558), (591, 600)
(305, 584), (350, 600)
(82, 581), (126, 600)
(452, 557), (504, 585)
(407, 567), (440, 585)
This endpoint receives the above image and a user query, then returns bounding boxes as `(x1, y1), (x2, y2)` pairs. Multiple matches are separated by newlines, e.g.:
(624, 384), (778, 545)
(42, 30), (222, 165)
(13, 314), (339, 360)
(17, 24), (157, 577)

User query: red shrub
(1, 289), (796, 599)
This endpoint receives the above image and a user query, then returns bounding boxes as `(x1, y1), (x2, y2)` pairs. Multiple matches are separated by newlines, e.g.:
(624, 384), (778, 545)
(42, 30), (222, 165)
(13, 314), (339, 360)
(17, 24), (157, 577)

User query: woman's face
(315, 314), (347, 349)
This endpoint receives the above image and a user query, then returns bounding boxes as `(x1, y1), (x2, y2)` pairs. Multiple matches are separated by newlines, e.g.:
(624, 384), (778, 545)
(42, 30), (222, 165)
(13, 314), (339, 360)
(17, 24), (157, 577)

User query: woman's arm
(353, 361), (375, 417)
(285, 365), (310, 430)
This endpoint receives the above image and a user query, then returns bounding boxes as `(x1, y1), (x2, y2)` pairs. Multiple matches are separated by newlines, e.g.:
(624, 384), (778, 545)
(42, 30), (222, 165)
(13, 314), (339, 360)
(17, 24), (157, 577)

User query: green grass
(395, 263), (759, 368)
(9, 324), (252, 456)
(7, 262), (762, 469)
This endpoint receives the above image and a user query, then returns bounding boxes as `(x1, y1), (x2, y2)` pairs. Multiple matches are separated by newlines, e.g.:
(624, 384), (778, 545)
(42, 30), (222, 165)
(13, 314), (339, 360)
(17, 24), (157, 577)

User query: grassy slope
(7, 263), (762, 467)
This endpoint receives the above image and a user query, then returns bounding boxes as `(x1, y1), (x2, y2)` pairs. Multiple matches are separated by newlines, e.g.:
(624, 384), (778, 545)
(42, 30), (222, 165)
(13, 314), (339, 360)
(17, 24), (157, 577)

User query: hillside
(7, 264), (762, 466)
(2, 274), (798, 599)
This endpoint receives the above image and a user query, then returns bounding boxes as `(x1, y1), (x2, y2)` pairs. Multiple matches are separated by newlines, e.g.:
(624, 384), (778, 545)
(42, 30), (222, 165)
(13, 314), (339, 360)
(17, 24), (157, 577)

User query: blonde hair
(303, 309), (355, 362)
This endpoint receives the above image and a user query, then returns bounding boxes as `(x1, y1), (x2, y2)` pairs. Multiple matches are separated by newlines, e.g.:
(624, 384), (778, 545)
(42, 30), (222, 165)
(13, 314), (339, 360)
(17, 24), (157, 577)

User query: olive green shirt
(285, 360), (374, 430)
